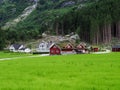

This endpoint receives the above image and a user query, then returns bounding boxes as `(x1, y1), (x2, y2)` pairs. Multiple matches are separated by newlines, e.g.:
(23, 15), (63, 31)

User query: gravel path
(92, 50), (111, 54)
(0, 54), (49, 61)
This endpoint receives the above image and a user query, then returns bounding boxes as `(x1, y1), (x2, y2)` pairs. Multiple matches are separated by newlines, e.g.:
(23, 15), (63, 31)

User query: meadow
(0, 52), (31, 59)
(0, 52), (120, 90)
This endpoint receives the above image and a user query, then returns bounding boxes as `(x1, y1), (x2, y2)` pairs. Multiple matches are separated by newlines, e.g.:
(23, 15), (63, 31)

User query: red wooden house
(65, 43), (74, 49)
(91, 47), (99, 52)
(50, 43), (61, 55)
(93, 48), (99, 52)
(61, 43), (76, 54)
(75, 44), (86, 54)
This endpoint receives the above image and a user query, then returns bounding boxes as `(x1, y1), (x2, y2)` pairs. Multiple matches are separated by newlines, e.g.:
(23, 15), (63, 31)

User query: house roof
(50, 43), (55, 48)
(112, 45), (120, 48)
(39, 41), (53, 47)
(50, 43), (61, 49)
(65, 43), (74, 48)
(12, 44), (22, 50)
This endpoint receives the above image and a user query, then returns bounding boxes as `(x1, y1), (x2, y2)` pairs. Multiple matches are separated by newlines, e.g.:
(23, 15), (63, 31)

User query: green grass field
(0, 52), (31, 59)
(0, 52), (120, 90)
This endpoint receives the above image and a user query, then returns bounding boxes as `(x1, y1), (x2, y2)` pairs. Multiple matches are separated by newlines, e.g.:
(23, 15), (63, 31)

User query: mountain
(0, 0), (82, 26)
(0, 0), (120, 49)
(0, 0), (34, 26)
(1, 0), (96, 41)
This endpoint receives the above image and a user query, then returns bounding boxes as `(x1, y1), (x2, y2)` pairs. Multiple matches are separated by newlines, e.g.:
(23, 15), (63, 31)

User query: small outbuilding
(112, 45), (120, 52)
(93, 48), (99, 52)
(90, 46), (99, 52)
(50, 43), (61, 55)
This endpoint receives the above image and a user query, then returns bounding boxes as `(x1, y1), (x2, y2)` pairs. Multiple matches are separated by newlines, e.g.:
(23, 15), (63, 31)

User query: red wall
(93, 48), (99, 52)
(50, 45), (61, 55)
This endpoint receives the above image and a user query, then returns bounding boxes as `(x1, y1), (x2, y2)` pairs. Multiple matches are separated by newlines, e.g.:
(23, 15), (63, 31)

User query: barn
(112, 45), (120, 52)
(61, 43), (76, 55)
(50, 43), (61, 55)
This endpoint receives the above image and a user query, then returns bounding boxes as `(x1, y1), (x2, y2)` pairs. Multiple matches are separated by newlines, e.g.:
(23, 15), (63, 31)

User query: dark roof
(12, 44), (22, 50)
(112, 45), (120, 48)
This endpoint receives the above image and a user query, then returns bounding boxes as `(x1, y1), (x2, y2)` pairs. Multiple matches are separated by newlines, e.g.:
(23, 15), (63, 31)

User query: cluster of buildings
(9, 41), (88, 55)
(9, 41), (120, 55)
(37, 41), (88, 55)
(9, 44), (31, 53)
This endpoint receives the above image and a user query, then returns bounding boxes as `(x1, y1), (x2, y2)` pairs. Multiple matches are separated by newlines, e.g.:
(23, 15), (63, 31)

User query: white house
(9, 44), (24, 52)
(18, 48), (31, 53)
(37, 41), (52, 53)
(9, 44), (31, 53)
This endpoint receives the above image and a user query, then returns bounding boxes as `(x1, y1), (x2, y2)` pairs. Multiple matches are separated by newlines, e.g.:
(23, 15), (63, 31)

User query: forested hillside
(68, 0), (120, 44)
(0, 0), (120, 50)
(1, 0), (93, 42)
(0, 0), (33, 26)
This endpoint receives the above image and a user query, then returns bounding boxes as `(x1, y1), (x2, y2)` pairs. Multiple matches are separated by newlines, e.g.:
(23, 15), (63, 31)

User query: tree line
(53, 0), (120, 44)
(0, 0), (120, 50)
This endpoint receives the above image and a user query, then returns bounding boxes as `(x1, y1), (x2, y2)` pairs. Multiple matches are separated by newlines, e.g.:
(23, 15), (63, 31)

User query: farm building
(9, 44), (31, 53)
(18, 48), (31, 53)
(50, 43), (61, 55)
(112, 45), (120, 52)
(61, 43), (76, 55)
(9, 44), (24, 52)
(90, 46), (99, 52)
(37, 41), (52, 52)
(64, 43), (73, 48)
(36, 41), (53, 54)
(75, 44), (86, 54)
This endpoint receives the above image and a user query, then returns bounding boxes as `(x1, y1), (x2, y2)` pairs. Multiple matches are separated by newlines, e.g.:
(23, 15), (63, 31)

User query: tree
(0, 29), (5, 50)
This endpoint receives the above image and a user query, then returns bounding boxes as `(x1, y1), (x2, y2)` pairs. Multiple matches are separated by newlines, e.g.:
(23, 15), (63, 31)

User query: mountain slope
(3, 0), (95, 41)
(2, 2), (37, 30)
(0, 0), (120, 46)
(0, 0), (34, 26)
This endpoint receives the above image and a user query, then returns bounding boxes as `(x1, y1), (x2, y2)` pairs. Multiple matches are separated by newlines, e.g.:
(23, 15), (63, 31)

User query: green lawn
(0, 52), (31, 59)
(0, 53), (120, 90)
